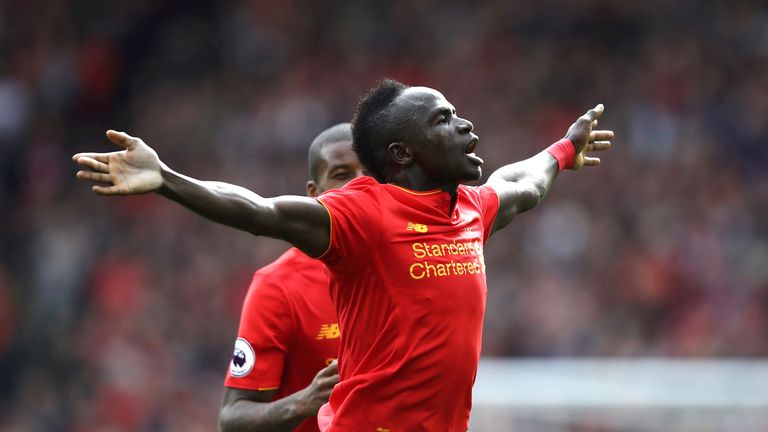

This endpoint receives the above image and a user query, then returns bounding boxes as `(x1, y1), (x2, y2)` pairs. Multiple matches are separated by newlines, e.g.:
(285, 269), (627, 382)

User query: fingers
(92, 185), (123, 195)
(315, 360), (339, 390)
(583, 157), (601, 166)
(589, 130), (614, 142)
(320, 372), (340, 389)
(586, 141), (611, 152)
(319, 361), (339, 376)
(315, 362), (340, 391)
(75, 156), (110, 172)
(72, 130), (136, 164)
(106, 130), (138, 149)
(72, 152), (115, 164)
(581, 104), (605, 122)
(77, 170), (112, 183)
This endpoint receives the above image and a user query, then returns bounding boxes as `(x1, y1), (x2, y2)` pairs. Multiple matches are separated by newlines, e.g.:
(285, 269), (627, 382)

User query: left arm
(486, 150), (559, 234)
(218, 361), (339, 432)
(486, 104), (613, 235)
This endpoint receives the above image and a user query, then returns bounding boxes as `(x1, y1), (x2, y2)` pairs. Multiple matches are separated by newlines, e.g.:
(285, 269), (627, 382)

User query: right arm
(73, 130), (330, 257)
(218, 362), (339, 432)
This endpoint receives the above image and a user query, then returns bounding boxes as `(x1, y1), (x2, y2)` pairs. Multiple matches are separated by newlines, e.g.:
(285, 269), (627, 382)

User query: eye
(437, 116), (449, 125)
(333, 172), (352, 180)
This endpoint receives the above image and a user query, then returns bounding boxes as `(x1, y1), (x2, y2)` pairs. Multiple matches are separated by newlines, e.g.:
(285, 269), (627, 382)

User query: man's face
(390, 86), (482, 184)
(308, 140), (364, 197)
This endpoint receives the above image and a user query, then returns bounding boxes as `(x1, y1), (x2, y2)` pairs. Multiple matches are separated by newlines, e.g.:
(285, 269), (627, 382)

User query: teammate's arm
(218, 361), (338, 432)
(72, 130), (330, 257)
(485, 104), (613, 235)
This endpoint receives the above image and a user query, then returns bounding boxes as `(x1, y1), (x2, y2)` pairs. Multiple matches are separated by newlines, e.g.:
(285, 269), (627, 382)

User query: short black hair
(351, 79), (409, 182)
(307, 123), (353, 182)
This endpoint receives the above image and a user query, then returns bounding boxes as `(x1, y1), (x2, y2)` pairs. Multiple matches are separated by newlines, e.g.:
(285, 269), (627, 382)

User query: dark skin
(306, 140), (365, 197)
(217, 139), (363, 432)
(219, 362), (338, 432)
(72, 86), (612, 255)
(73, 87), (611, 430)
(385, 87), (483, 192)
(384, 87), (612, 232)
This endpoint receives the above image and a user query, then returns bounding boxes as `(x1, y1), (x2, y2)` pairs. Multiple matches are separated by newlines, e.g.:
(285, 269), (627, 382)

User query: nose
(457, 118), (473, 134)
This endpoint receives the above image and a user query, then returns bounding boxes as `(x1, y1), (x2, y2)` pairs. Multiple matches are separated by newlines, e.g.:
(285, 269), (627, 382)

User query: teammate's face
(392, 87), (482, 184)
(307, 140), (364, 197)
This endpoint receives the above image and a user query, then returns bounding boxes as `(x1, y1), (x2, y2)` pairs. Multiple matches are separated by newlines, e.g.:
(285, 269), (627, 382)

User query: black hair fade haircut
(351, 79), (409, 182)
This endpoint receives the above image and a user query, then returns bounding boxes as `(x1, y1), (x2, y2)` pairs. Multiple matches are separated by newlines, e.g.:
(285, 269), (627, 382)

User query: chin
(458, 167), (483, 183)
(441, 163), (483, 184)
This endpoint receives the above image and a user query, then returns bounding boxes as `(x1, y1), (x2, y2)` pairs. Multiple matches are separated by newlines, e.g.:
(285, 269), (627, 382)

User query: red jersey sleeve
(315, 177), (382, 271)
(224, 272), (294, 391)
(465, 184), (500, 243)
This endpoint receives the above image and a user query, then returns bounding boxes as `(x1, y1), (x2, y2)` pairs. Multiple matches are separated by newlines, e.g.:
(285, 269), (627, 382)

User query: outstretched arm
(485, 104), (613, 235)
(73, 130), (330, 257)
(218, 361), (339, 432)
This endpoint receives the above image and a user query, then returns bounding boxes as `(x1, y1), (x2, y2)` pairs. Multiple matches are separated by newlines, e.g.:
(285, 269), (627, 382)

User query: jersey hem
(223, 381), (282, 391)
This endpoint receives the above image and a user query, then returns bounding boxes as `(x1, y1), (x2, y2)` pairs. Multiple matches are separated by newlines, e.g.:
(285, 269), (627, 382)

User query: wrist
(157, 162), (177, 196)
(545, 138), (576, 171)
(292, 388), (314, 418)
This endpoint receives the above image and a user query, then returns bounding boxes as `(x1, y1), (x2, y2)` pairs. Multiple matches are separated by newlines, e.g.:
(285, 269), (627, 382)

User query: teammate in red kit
(73, 79), (613, 431)
(218, 124), (363, 432)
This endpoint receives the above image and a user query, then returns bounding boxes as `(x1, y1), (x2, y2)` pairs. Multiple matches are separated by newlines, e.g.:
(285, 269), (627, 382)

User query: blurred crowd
(1, 0), (767, 430)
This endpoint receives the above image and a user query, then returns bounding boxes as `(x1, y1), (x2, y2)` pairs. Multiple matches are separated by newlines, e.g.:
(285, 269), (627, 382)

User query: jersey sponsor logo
(316, 323), (341, 340)
(230, 338), (255, 377)
(408, 239), (486, 280)
(406, 222), (429, 233)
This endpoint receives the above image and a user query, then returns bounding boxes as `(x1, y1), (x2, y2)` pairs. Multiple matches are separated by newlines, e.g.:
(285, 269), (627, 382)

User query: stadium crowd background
(0, 0), (766, 430)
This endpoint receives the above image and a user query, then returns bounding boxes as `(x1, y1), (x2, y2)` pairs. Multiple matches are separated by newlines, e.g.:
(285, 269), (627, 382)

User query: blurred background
(1, 0), (767, 430)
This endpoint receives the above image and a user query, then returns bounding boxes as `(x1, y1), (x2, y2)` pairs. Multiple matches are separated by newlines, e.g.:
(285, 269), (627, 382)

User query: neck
(387, 167), (459, 196)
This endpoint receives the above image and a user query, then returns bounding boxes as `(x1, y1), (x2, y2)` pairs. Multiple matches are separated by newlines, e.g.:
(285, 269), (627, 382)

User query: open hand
(73, 130), (163, 194)
(564, 104), (614, 170)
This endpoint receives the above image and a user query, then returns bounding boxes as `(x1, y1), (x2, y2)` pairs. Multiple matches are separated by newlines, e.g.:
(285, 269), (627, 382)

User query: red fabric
(545, 138), (576, 170)
(316, 176), (500, 432)
(224, 248), (340, 432)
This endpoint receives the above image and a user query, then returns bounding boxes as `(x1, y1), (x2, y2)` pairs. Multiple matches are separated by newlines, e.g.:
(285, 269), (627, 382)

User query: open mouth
(465, 138), (478, 154)
(464, 138), (483, 165)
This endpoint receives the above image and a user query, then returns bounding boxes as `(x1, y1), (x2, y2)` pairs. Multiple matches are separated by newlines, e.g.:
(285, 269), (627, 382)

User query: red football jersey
(316, 176), (499, 431)
(225, 248), (340, 432)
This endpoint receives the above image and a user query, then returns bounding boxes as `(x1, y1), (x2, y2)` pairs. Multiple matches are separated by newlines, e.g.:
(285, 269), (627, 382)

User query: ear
(388, 142), (413, 166)
(306, 180), (319, 197)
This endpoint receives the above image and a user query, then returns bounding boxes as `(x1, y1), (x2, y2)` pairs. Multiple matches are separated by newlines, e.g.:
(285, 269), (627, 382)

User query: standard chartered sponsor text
(409, 240), (485, 280)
